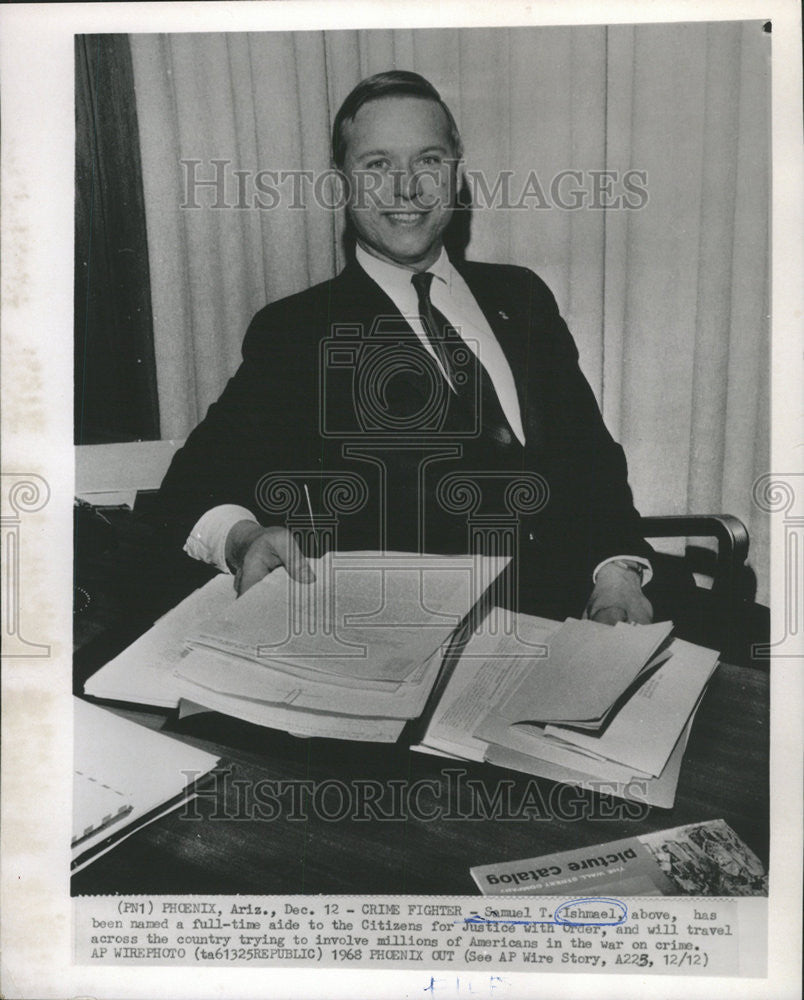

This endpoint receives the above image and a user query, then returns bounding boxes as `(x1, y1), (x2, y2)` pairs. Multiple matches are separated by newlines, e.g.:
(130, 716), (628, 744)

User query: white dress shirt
(355, 245), (526, 445)
(184, 245), (651, 586)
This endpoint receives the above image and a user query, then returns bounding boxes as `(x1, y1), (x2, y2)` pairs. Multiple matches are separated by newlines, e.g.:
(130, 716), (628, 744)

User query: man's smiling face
(341, 96), (462, 271)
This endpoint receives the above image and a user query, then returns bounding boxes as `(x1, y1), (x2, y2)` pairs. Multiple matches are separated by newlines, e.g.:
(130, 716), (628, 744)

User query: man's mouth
(384, 211), (429, 224)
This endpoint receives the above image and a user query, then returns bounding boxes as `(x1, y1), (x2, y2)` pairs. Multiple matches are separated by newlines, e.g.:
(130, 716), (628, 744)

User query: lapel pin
(498, 309), (509, 320)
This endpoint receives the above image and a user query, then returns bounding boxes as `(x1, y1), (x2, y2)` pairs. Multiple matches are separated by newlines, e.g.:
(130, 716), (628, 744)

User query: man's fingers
(236, 535), (285, 595)
(589, 599), (653, 625)
(267, 528), (315, 584)
(233, 529), (315, 597)
(238, 557), (272, 596)
(287, 548), (316, 584)
(590, 605), (628, 626)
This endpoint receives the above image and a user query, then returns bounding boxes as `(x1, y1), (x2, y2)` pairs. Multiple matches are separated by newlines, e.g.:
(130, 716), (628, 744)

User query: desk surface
(72, 661), (768, 897)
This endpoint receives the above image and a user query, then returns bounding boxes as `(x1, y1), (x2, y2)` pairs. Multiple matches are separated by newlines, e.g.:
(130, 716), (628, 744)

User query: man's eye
(366, 159), (389, 170)
(419, 155), (442, 166)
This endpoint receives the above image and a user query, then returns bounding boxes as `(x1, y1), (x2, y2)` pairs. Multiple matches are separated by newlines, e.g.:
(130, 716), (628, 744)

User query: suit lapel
(332, 258), (545, 452)
(331, 260), (423, 345)
(454, 260), (543, 451)
(330, 261), (443, 417)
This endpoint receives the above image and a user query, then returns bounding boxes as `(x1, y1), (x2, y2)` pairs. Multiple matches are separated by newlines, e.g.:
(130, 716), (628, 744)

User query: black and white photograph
(72, 17), (771, 891)
(1, 3), (801, 998)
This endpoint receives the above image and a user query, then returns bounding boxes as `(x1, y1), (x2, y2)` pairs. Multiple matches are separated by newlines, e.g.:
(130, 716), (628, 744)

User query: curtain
(129, 22), (770, 600)
(75, 34), (159, 444)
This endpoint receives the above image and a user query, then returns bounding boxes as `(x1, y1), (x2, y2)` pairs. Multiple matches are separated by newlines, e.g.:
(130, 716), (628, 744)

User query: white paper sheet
(484, 708), (699, 810)
(175, 692), (406, 743)
(498, 617), (674, 724)
(173, 643), (444, 719)
(416, 612), (558, 759)
(543, 639), (720, 775)
(186, 551), (509, 683)
(72, 698), (219, 869)
(83, 574), (236, 707)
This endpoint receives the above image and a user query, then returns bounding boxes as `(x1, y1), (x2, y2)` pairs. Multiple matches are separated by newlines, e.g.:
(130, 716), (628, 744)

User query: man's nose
(391, 168), (420, 202)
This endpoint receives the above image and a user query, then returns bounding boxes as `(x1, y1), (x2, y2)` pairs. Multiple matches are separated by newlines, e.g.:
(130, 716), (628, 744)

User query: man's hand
(225, 520), (315, 596)
(583, 561), (653, 626)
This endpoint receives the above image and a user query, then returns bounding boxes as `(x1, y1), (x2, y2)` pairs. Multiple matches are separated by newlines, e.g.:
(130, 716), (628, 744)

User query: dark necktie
(410, 270), (514, 448)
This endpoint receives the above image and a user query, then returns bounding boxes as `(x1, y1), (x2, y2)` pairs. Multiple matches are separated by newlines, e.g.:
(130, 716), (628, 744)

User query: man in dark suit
(156, 70), (657, 625)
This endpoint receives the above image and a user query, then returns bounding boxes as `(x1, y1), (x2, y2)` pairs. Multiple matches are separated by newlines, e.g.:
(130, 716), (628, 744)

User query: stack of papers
(73, 698), (219, 873)
(83, 574), (236, 707)
(414, 616), (718, 807)
(496, 618), (675, 728)
(86, 552), (509, 743)
(84, 555), (717, 803)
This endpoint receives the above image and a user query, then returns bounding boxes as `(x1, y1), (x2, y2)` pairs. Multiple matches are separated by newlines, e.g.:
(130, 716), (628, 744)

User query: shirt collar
(355, 243), (453, 296)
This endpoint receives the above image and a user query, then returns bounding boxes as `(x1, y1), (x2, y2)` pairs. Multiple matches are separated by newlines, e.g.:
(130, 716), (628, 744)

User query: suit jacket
(155, 258), (652, 618)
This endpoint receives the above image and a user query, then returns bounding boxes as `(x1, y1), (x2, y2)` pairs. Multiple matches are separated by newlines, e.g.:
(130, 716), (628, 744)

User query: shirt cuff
(592, 555), (654, 587)
(184, 505), (258, 574)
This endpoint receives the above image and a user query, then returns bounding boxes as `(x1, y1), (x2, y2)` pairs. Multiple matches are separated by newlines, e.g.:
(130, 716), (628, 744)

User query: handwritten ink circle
(553, 897), (628, 927)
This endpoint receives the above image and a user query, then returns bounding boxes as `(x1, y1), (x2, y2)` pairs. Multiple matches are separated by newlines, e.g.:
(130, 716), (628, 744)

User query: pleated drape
(130, 22), (769, 599)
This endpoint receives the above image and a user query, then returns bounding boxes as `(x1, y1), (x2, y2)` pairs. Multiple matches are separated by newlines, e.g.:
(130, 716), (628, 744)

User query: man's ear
(446, 156), (465, 206)
(453, 157), (467, 208)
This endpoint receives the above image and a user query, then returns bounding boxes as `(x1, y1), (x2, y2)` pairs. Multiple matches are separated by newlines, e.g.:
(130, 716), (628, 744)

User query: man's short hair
(331, 70), (463, 169)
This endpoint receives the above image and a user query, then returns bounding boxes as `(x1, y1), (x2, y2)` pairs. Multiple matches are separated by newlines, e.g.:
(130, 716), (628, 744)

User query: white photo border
(1, 2), (801, 998)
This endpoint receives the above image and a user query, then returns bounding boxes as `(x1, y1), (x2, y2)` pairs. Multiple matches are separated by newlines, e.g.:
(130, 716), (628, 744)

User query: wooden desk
(72, 507), (769, 895)
(72, 662), (768, 896)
